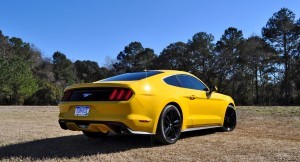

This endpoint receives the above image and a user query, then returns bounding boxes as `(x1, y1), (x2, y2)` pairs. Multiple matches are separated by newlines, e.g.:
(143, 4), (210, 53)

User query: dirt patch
(0, 106), (299, 161)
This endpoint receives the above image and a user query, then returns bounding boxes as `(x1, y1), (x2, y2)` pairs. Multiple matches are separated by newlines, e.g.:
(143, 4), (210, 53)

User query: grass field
(0, 106), (299, 161)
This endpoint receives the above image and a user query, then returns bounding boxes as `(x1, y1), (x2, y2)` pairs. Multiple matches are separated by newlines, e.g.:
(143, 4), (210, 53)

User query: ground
(0, 106), (299, 161)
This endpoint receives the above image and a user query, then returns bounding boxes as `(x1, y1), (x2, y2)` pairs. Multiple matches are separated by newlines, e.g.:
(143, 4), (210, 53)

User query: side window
(163, 75), (182, 87)
(177, 74), (207, 91)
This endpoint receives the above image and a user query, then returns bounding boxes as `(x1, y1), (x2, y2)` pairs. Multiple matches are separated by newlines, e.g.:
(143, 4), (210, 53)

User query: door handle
(189, 95), (195, 100)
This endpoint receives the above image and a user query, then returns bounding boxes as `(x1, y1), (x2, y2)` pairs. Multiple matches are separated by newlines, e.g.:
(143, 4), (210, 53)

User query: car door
(177, 74), (222, 127)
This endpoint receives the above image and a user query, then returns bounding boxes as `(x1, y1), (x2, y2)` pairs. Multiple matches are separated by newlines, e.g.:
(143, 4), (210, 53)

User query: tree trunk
(202, 57), (207, 83)
(232, 74), (235, 100)
(259, 70), (265, 105)
(283, 33), (290, 105)
(255, 67), (259, 105)
(297, 90), (300, 105)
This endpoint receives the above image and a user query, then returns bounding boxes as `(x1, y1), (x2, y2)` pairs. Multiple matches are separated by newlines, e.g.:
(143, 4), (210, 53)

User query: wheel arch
(167, 102), (183, 120)
(223, 103), (236, 118)
(221, 104), (237, 131)
(228, 103), (235, 109)
(152, 100), (188, 134)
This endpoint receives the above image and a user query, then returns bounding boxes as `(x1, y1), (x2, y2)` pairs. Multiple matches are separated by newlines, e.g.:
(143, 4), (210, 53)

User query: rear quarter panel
(131, 73), (192, 132)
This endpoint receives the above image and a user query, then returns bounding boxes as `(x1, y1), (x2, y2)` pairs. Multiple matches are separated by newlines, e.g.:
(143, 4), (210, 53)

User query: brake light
(109, 88), (133, 101)
(109, 89), (118, 100)
(124, 90), (132, 100)
(116, 89), (125, 100)
(61, 88), (133, 102)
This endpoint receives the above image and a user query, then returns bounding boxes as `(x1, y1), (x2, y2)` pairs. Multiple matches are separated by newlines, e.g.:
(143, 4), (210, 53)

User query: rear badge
(82, 93), (92, 98)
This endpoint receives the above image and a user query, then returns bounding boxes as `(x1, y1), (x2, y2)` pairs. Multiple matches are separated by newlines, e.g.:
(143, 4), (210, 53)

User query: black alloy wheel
(221, 105), (237, 131)
(155, 105), (182, 144)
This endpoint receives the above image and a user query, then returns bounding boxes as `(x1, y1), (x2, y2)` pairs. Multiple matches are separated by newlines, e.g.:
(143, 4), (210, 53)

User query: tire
(155, 105), (182, 144)
(221, 105), (237, 131)
(82, 131), (108, 138)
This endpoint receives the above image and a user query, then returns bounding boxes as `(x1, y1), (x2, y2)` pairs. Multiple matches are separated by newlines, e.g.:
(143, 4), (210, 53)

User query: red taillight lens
(109, 89), (118, 100)
(109, 88), (133, 101)
(124, 90), (132, 100)
(116, 89), (125, 100)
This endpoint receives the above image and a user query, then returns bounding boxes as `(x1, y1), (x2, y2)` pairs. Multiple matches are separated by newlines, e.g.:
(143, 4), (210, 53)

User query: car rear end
(58, 71), (165, 135)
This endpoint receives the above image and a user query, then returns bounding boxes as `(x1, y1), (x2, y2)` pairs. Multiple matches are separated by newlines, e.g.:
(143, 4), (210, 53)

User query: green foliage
(262, 8), (300, 105)
(156, 42), (191, 71)
(187, 32), (216, 84)
(239, 36), (278, 105)
(0, 31), (10, 58)
(53, 51), (75, 86)
(135, 48), (157, 71)
(114, 42), (157, 72)
(74, 60), (104, 83)
(24, 82), (60, 105)
(262, 8), (297, 48)
(0, 57), (38, 104)
(215, 27), (244, 99)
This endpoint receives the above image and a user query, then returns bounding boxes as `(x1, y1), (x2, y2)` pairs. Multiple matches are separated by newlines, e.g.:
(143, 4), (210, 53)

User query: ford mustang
(58, 70), (236, 144)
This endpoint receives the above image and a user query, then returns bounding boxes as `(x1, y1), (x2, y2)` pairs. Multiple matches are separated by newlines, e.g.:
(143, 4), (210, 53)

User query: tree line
(0, 8), (299, 105)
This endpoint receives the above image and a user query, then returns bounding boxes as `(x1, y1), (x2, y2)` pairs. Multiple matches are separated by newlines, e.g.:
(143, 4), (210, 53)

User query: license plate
(75, 106), (90, 116)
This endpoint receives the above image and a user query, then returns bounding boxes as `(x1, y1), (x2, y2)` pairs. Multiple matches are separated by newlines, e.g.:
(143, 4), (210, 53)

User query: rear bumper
(58, 119), (153, 135)
(58, 93), (163, 134)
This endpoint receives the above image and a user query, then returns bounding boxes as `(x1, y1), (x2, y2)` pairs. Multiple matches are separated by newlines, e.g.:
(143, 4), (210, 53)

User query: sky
(1, 0), (300, 65)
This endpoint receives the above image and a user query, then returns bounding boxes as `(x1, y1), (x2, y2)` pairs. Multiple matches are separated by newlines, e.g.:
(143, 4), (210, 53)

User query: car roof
(95, 70), (193, 83)
(152, 70), (191, 76)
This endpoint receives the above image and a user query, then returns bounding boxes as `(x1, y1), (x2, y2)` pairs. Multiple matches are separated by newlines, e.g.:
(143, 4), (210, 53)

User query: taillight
(60, 88), (133, 102)
(109, 88), (133, 101)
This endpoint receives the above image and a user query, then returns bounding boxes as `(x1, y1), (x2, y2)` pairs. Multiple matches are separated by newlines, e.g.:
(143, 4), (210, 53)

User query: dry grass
(0, 106), (299, 161)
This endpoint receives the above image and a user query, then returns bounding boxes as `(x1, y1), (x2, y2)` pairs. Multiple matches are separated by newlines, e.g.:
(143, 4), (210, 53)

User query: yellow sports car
(58, 70), (236, 144)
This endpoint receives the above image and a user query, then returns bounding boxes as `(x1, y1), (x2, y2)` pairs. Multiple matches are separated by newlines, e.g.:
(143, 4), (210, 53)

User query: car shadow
(0, 134), (155, 160)
(180, 128), (219, 139)
(0, 128), (219, 160)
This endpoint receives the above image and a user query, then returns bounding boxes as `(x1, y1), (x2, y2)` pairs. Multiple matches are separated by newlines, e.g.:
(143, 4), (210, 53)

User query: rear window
(101, 71), (163, 81)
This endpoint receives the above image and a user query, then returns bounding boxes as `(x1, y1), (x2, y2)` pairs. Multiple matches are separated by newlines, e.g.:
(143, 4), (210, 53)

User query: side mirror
(210, 86), (218, 92)
(206, 86), (218, 96)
